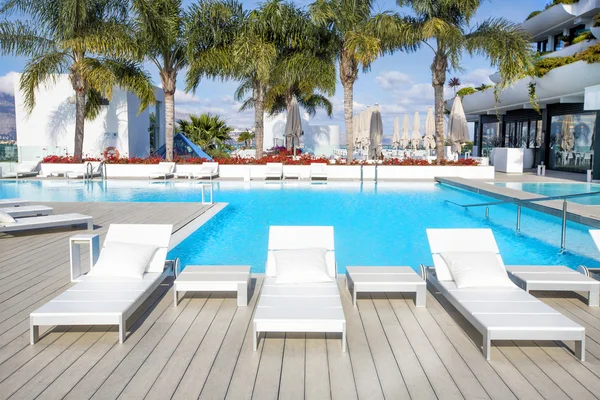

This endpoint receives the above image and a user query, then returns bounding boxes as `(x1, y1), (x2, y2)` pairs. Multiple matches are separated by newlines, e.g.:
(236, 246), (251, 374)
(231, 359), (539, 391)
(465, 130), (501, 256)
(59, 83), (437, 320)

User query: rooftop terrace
(1, 201), (600, 399)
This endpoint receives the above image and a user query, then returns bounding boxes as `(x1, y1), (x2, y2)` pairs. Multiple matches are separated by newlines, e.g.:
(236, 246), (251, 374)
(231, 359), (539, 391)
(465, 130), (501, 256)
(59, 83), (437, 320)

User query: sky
(0, 0), (549, 137)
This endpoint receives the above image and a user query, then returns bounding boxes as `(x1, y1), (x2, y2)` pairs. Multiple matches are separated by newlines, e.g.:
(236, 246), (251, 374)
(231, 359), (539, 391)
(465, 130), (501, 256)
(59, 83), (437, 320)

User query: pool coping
(437, 177), (600, 228)
(169, 202), (228, 250)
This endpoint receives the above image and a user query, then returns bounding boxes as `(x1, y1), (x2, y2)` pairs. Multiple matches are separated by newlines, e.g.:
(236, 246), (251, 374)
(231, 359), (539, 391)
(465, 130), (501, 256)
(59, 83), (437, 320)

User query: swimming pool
(2, 180), (599, 272)
(494, 182), (600, 205)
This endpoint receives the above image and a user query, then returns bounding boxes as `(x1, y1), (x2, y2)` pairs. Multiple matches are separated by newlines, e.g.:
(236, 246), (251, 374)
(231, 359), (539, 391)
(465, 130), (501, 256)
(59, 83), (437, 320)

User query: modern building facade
(459, 0), (600, 176)
(13, 74), (165, 161)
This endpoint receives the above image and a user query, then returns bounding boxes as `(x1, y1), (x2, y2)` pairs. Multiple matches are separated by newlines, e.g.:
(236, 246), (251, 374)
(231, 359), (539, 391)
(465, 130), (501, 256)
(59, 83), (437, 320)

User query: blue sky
(0, 0), (548, 134)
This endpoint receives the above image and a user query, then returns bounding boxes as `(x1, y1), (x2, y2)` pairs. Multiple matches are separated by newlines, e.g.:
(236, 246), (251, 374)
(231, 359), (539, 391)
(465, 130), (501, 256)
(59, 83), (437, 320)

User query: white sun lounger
(425, 228), (585, 361)
(1, 205), (53, 218)
(0, 199), (29, 207)
(584, 230), (600, 277)
(506, 265), (599, 307)
(0, 213), (93, 233)
(66, 163), (103, 179)
(149, 162), (175, 180)
(264, 163), (283, 180)
(309, 163), (328, 181)
(194, 162), (219, 180)
(30, 224), (174, 344)
(253, 226), (346, 351)
(2, 162), (39, 178)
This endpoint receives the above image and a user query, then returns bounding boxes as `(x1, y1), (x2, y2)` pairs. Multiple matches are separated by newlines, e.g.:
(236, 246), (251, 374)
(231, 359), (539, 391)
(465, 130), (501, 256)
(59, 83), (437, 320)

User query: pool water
(2, 180), (600, 273)
(494, 182), (600, 205)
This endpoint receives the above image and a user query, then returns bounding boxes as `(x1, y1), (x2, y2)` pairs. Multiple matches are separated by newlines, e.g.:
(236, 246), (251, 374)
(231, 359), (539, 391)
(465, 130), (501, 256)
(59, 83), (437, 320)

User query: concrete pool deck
(438, 170), (600, 228)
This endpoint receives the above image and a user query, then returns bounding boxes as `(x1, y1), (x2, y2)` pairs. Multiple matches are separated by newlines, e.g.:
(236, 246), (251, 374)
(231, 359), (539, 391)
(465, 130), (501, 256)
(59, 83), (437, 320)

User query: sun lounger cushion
(441, 251), (515, 288)
(273, 248), (333, 284)
(87, 241), (158, 279)
(0, 210), (16, 224)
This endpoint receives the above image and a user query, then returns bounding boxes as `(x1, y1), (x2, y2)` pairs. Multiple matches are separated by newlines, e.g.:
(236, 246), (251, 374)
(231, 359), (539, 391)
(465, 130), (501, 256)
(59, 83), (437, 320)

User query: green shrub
(526, 10), (542, 20)
(594, 13), (600, 27)
(545, 0), (579, 9)
(534, 43), (600, 77)
(456, 87), (476, 97)
(573, 31), (596, 44)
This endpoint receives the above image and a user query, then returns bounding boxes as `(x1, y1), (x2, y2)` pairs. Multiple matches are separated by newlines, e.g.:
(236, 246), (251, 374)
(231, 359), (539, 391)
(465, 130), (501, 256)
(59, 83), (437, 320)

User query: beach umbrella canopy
(423, 106), (436, 151)
(392, 116), (401, 149)
(411, 111), (421, 150)
(362, 106), (372, 150)
(447, 96), (470, 154)
(560, 114), (574, 151)
(285, 96), (302, 155)
(369, 104), (383, 158)
(358, 110), (367, 150)
(401, 113), (410, 149)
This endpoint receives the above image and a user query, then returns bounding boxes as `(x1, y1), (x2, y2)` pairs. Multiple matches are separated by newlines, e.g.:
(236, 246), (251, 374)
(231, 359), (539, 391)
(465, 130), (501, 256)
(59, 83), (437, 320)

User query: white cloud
(375, 71), (412, 90)
(460, 68), (495, 87)
(0, 71), (19, 96)
(174, 91), (208, 104)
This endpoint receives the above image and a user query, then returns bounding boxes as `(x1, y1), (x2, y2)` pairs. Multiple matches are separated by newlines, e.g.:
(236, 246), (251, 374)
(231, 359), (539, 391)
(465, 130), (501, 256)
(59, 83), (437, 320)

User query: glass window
(549, 112), (596, 172)
(554, 33), (564, 51)
(481, 122), (500, 158)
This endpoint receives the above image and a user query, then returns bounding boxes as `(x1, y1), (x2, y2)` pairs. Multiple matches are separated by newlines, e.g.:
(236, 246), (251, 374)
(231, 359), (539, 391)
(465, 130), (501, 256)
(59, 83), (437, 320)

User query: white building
(263, 113), (340, 157)
(456, 0), (600, 176)
(14, 74), (165, 161)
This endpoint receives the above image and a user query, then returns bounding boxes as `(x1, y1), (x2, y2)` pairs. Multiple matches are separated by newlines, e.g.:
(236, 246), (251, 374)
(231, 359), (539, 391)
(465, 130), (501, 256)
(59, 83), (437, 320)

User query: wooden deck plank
(278, 332), (305, 400)
(304, 333), (332, 400)
(250, 332), (285, 400)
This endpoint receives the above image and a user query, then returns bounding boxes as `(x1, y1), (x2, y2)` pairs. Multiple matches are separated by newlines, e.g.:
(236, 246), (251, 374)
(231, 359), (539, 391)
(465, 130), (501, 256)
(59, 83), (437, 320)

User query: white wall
(14, 73), (164, 160)
(262, 112), (341, 156)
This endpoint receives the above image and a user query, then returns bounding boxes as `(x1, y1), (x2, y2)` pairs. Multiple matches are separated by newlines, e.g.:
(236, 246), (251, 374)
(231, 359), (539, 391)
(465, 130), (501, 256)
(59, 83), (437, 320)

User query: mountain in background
(0, 92), (15, 141)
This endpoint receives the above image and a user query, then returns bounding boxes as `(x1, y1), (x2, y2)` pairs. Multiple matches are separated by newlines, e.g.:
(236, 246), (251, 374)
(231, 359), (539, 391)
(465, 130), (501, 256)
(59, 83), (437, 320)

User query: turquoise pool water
(2, 180), (600, 273)
(494, 182), (600, 205)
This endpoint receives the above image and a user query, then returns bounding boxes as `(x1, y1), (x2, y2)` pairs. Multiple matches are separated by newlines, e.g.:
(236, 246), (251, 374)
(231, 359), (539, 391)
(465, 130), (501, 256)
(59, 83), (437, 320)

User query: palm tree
(131, 0), (190, 162)
(237, 130), (255, 147)
(0, 0), (155, 159)
(177, 113), (233, 158)
(448, 77), (461, 96)
(310, 0), (414, 162)
(398, 0), (533, 161)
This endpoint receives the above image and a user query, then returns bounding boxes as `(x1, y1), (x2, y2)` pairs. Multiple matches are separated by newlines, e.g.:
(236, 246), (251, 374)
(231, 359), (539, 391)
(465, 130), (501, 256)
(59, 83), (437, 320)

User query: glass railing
(0, 144), (17, 162)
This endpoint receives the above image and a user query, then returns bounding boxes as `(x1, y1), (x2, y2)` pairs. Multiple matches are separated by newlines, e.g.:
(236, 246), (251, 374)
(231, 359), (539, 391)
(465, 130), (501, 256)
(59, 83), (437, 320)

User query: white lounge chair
(309, 163), (328, 181)
(1, 205), (53, 218)
(0, 199), (29, 207)
(149, 162), (175, 180)
(584, 230), (600, 277)
(3, 161), (39, 178)
(253, 226), (346, 351)
(30, 224), (175, 344)
(0, 213), (93, 233)
(194, 162), (219, 180)
(264, 163), (283, 180)
(425, 228), (585, 361)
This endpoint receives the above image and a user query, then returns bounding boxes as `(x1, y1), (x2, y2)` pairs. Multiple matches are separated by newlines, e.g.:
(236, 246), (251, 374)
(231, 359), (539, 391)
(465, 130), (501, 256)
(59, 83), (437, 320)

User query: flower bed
(42, 155), (101, 163)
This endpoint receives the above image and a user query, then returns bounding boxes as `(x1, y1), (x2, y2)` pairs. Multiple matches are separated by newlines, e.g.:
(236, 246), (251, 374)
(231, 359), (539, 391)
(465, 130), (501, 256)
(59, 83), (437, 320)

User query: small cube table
(69, 233), (100, 282)
(506, 265), (600, 307)
(346, 266), (426, 307)
(174, 265), (251, 307)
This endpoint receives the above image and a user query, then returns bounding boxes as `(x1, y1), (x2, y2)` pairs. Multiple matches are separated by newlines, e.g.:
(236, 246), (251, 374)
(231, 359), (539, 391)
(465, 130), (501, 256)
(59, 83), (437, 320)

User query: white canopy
(423, 106), (436, 151)
(401, 113), (410, 149)
(411, 111), (421, 150)
(447, 96), (470, 154)
(392, 116), (400, 149)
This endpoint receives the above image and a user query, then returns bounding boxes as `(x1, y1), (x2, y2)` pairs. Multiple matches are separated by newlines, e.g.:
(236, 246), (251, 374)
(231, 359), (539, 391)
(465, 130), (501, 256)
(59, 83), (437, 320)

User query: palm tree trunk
(74, 89), (86, 159)
(431, 52), (448, 162)
(162, 71), (177, 162)
(254, 82), (265, 159)
(69, 68), (86, 160)
(342, 80), (354, 162)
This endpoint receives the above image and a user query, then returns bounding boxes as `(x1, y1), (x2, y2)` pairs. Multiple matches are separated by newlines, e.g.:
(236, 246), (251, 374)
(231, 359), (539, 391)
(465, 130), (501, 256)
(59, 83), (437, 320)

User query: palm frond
(19, 51), (70, 113)
(0, 20), (56, 57)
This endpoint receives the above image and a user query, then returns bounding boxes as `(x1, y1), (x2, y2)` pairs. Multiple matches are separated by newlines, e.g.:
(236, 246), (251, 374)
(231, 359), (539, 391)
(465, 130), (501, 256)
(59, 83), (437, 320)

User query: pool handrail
(446, 190), (600, 252)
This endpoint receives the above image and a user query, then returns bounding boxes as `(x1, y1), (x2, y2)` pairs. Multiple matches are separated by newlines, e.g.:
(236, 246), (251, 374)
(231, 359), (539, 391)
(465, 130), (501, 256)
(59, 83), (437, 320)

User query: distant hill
(0, 93), (15, 141)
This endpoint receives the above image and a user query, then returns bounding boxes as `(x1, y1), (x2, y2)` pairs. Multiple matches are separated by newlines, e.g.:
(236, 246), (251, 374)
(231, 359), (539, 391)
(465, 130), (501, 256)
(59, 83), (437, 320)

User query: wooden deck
(1, 203), (600, 399)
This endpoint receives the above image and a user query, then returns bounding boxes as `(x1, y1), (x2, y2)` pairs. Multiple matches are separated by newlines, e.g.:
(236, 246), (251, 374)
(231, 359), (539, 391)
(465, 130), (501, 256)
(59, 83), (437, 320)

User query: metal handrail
(85, 162), (93, 182)
(446, 190), (600, 252)
(446, 190), (600, 208)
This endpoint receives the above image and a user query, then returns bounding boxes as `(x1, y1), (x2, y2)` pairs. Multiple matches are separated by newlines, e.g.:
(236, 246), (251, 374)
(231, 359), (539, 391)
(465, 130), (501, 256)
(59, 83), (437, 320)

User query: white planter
(41, 162), (100, 177)
(105, 164), (159, 178)
(493, 148), (524, 173)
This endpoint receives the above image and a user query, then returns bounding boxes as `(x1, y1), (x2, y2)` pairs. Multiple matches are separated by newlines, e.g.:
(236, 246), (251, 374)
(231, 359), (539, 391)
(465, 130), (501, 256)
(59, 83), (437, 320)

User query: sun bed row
(0, 201), (93, 233)
(27, 224), (600, 362)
